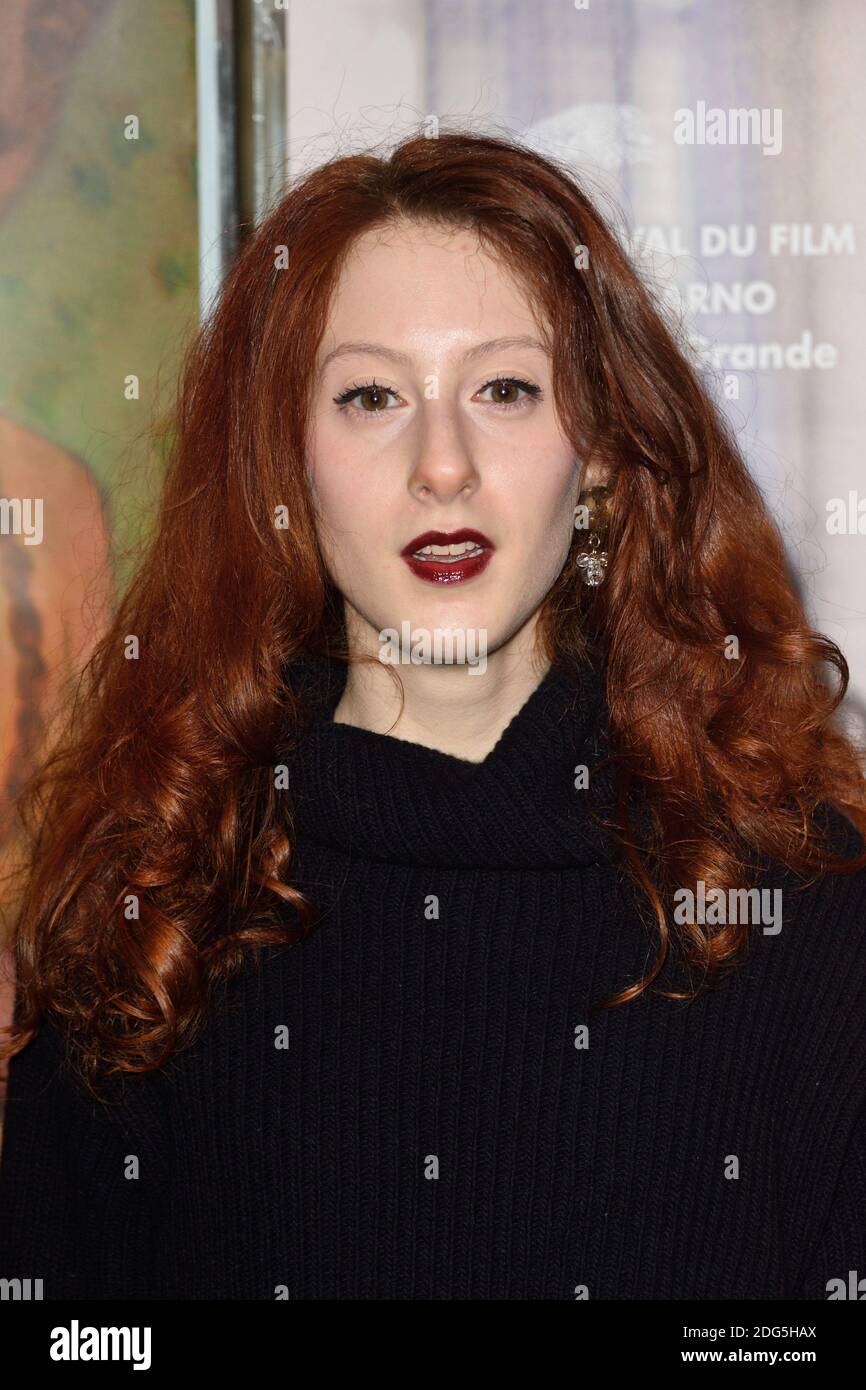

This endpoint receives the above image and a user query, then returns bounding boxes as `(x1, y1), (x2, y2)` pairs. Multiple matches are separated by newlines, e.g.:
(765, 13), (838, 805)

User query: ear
(580, 458), (612, 491)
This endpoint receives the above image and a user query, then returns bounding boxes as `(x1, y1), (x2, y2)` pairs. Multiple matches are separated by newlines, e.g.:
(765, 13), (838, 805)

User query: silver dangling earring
(573, 484), (613, 587)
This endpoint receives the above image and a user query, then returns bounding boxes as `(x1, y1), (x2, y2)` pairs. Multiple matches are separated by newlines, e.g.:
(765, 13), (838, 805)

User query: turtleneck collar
(277, 651), (622, 871)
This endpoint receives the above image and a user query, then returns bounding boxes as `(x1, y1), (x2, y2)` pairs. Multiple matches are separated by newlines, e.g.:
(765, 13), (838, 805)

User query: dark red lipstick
(400, 528), (495, 585)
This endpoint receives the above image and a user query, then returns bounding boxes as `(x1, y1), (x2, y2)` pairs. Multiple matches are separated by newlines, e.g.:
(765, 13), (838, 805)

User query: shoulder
(745, 812), (866, 1119)
(719, 808), (866, 1104)
(2, 1011), (171, 1181)
(810, 799), (866, 859)
(772, 803), (866, 948)
(750, 808), (866, 1002)
(745, 800), (866, 943)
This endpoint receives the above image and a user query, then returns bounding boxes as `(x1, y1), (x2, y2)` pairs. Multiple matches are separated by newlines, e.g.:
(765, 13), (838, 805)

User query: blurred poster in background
(0, 0), (198, 1119)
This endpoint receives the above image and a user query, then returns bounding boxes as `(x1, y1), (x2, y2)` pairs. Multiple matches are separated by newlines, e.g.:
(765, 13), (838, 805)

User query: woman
(1, 129), (865, 1301)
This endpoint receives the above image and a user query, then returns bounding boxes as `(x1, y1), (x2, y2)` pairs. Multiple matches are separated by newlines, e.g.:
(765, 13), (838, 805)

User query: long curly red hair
(4, 128), (866, 1086)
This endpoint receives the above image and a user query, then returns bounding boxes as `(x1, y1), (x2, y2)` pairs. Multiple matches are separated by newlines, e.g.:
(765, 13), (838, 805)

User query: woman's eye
(332, 375), (543, 416)
(333, 381), (400, 413)
(477, 377), (542, 408)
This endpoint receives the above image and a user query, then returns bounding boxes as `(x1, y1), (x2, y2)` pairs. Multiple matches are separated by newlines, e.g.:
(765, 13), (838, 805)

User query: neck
(280, 641), (619, 871)
(332, 636), (551, 763)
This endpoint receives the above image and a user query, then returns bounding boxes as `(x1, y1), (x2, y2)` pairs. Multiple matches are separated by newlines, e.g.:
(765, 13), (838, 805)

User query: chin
(367, 611), (493, 670)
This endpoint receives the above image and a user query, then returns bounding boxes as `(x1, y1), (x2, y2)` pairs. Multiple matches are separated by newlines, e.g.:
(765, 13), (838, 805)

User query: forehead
(321, 218), (547, 348)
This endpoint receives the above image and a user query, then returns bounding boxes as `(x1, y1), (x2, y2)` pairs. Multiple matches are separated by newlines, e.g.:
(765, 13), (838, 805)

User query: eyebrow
(318, 335), (550, 375)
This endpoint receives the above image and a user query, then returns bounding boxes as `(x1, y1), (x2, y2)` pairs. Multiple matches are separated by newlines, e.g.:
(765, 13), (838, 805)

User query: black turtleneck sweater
(2, 653), (866, 1300)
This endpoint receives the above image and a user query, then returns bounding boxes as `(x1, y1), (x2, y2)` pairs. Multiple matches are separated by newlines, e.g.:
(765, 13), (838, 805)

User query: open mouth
(411, 540), (486, 561)
(400, 530), (494, 585)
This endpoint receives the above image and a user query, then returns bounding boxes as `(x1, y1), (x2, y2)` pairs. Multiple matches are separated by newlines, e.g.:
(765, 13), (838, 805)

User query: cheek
(307, 430), (370, 544)
(504, 447), (578, 535)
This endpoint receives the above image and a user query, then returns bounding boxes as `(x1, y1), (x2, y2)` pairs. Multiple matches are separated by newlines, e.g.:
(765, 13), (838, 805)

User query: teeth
(414, 541), (484, 558)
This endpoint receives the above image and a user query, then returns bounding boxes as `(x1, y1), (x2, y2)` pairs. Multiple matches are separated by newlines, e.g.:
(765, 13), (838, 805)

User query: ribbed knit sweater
(2, 652), (866, 1300)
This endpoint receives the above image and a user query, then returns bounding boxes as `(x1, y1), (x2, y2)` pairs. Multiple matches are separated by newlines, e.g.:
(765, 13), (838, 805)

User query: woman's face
(307, 217), (582, 665)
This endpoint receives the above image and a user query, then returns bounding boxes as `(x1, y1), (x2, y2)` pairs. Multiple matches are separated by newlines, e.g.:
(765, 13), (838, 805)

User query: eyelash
(332, 375), (544, 416)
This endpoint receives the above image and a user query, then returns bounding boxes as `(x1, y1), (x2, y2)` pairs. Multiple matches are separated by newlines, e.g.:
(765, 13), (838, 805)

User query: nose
(408, 400), (480, 504)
